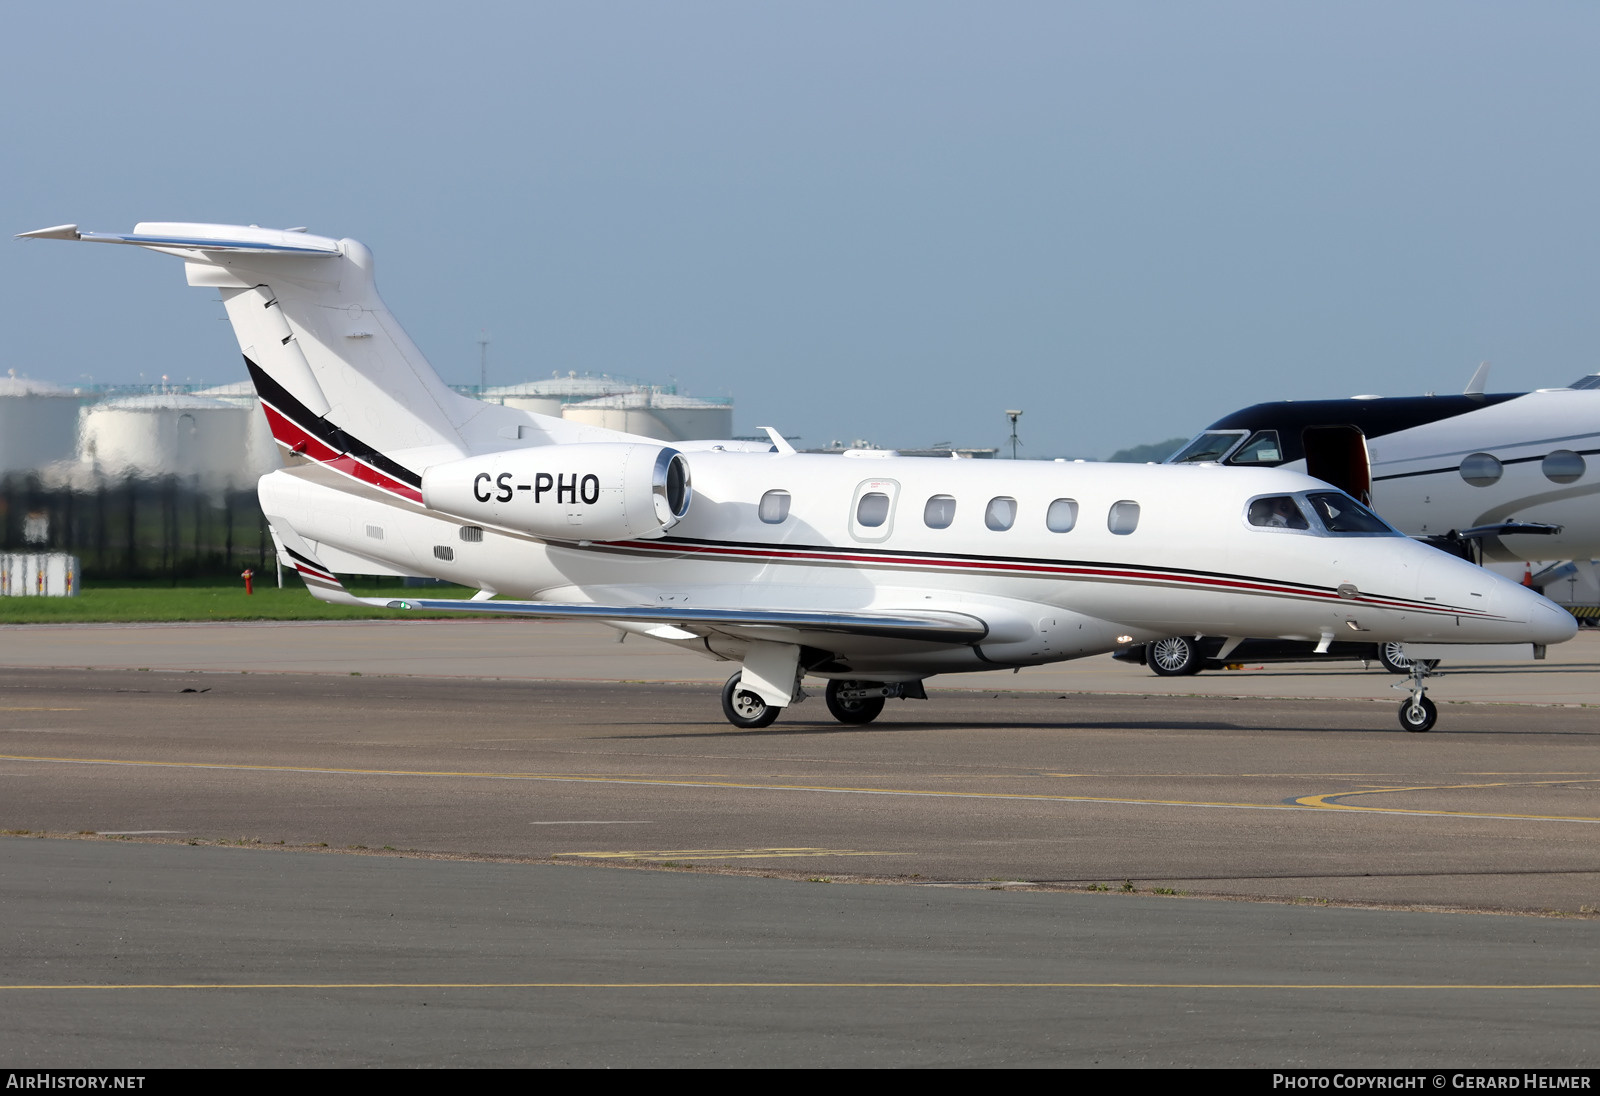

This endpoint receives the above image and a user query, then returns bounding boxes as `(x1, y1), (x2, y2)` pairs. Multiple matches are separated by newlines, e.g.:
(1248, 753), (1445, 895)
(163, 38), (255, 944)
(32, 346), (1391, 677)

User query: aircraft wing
(268, 520), (988, 645)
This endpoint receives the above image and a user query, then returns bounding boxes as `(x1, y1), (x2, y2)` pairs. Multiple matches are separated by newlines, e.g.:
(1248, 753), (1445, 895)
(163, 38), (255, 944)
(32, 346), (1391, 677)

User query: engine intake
(421, 443), (691, 541)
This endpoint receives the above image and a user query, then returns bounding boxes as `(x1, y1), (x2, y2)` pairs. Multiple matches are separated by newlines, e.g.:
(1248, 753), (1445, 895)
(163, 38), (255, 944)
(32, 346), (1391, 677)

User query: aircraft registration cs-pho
(18, 222), (1578, 732)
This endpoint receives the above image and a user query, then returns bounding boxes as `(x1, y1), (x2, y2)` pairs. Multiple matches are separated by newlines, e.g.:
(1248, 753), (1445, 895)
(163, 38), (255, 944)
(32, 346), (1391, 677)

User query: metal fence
(0, 473), (271, 580)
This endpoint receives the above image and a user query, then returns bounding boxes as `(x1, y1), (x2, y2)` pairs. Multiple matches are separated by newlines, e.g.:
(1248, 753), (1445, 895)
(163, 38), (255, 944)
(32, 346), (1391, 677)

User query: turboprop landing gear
(722, 672), (779, 729)
(1394, 661), (1442, 732)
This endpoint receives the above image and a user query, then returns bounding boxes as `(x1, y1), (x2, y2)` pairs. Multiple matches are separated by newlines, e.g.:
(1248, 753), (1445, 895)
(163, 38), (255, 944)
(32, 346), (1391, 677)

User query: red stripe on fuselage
(600, 539), (1493, 620)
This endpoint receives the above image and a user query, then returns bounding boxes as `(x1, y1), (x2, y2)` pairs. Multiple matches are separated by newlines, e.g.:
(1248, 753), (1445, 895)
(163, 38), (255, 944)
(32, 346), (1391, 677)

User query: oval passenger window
(1108, 500), (1140, 535)
(924, 494), (956, 529)
(856, 492), (891, 528)
(759, 489), (791, 524)
(1046, 498), (1078, 533)
(985, 496), (1017, 531)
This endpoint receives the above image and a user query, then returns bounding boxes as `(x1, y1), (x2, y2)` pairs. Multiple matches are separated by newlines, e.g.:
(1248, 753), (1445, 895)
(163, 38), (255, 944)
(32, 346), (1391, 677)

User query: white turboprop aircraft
(18, 222), (1578, 732)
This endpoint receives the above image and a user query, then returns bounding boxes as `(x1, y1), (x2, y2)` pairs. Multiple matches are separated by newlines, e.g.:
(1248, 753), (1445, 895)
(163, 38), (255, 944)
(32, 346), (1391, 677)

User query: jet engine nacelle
(421, 443), (691, 541)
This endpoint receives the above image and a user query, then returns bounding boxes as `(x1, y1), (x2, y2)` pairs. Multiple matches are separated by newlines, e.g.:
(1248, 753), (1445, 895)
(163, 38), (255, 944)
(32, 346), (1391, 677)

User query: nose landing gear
(1394, 661), (1442, 732)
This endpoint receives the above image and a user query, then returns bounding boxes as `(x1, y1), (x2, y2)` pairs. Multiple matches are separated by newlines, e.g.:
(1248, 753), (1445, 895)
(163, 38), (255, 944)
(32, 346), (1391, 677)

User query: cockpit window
(1247, 495), (1309, 529)
(1168, 431), (1246, 464)
(1227, 430), (1284, 465)
(1304, 492), (1394, 535)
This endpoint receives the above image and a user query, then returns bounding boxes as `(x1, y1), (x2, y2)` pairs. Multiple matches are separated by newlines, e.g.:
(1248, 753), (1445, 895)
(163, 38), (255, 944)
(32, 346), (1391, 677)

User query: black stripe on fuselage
(243, 356), (423, 489)
(1373, 445), (1600, 482)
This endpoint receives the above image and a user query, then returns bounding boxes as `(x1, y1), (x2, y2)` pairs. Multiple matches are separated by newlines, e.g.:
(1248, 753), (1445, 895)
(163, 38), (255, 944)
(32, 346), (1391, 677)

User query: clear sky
(5, 2), (1598, 457)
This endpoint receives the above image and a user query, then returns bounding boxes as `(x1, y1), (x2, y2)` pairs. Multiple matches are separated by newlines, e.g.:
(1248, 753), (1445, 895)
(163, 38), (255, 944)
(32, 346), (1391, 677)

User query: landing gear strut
(1394, 661), (1442, 732)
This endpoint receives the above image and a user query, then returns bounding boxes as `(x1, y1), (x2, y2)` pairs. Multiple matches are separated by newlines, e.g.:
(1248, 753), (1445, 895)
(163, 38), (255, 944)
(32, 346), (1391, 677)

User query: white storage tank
(0, 374), (83, 475)
(78, 392), (267, 488)
(481, 373), (642, 417)
(194, 380), (282, 478)
(561, 391), (734, 442)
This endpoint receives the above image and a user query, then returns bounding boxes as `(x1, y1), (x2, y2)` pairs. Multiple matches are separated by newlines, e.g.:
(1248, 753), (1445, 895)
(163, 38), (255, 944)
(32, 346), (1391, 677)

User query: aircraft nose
(1527, 596), (1579, 646)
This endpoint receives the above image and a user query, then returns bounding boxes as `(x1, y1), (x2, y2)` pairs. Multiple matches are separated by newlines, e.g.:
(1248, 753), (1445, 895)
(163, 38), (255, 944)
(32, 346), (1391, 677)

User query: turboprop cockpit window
(759, 490), (791, 524)
(924, 494), (956, 529)
(857, 492), (891, 527)
(1169, 431), (1246, 463)
(1304, 492), (1395, 535)
(985, 496), (1017, 531)
(1227, 430), (1283, 465)
(1246, 496), (1309, 530)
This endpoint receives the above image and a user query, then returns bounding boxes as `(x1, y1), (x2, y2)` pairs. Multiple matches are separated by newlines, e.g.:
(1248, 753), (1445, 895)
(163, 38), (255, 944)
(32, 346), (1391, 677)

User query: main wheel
(1147, 636), (1203, 677)
(825, 680), (886, 725)
(721, 672), (779, 729)
(1377, 642), (1439, 675)
(1398, 695), (1437, 733)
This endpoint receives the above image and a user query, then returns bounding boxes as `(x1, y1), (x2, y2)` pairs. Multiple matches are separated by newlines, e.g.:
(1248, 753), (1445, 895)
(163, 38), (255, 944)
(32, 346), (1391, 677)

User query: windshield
(1304, 492), (1396, 535)
(1169, 431), (1246, 463)
(1227, 430), (1284, 465)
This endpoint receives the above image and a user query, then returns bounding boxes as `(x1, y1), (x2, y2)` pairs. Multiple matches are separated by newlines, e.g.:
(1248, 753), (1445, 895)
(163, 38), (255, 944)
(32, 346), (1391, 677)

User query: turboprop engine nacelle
(421, 443), (691, 541)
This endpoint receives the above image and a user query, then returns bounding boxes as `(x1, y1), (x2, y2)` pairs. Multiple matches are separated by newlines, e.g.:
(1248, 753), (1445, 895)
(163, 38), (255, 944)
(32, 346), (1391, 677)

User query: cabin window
(1543, 450), (1586, 484)
(1107, 500), (1140, 535)
(1459, 452), (1503, 487)
(759, 490), (791, 524)
(433, 545), (455, 561)
(1246, 496), (1309, 530)
(985, 497), (1017, 531)
(365, 524), (384, 540)
(1228, 430), (1283, 465)
(1045, 498), (1079, 533)
(459, 525), (484, 542)
(924, 494), (957, 529)
(1304, 492), (1393, 534)
(856, 492), (891, 528)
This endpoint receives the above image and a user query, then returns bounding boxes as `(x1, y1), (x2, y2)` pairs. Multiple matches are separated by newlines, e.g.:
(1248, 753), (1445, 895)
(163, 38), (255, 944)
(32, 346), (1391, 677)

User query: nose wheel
(1393, 661), (1442, 732)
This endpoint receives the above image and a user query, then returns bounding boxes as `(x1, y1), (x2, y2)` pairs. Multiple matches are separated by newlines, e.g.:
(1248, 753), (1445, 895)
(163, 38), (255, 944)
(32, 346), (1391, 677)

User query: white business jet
(18, 223), (1577, 732)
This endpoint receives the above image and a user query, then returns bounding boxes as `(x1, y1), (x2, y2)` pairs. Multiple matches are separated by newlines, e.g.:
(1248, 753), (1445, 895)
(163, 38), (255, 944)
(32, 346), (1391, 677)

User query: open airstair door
(1302, 425), (1371, 505)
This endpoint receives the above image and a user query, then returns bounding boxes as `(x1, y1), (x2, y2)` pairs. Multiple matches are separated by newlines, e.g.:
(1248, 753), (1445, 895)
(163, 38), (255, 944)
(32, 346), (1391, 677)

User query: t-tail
(16, 222), (647, 502)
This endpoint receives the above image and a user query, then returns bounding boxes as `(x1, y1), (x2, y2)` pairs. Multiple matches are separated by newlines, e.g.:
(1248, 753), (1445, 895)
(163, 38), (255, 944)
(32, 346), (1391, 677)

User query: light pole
(1005, 410), (1023, 460)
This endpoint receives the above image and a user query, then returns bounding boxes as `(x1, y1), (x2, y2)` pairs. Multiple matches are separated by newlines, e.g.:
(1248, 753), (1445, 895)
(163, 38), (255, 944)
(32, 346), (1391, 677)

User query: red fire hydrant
(242, 568), (255, 595)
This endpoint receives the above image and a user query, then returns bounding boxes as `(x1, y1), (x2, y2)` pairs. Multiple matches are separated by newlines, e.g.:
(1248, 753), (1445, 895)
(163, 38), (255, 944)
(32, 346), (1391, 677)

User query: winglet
(760, 426), (796, 454)
(1464, 361), (1491, 395)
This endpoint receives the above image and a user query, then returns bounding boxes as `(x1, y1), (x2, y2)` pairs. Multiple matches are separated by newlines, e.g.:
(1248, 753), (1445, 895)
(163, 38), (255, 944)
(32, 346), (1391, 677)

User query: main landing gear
(1394, 661), (1442, 732)
(718, 672), (922, 729)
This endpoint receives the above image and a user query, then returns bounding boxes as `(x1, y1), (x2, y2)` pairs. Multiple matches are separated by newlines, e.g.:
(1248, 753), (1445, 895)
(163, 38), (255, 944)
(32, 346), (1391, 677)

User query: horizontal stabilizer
(16, 222), (341, 255)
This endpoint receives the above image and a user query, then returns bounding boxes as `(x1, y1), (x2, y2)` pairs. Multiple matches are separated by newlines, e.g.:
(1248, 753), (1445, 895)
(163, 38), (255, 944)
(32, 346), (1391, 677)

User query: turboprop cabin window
(985, 496), (1017, 531)
(1169, 431), (1245, 463)
(1045, 498), (1079, 533)
(759, 490), (791, 523)
(857, 492), (891, 528)
(1247, 496), (1309, 530)
(1304, 492), (1394, 535)
(1107, 500), (1140, 535)
(924, 494), (956, 529)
